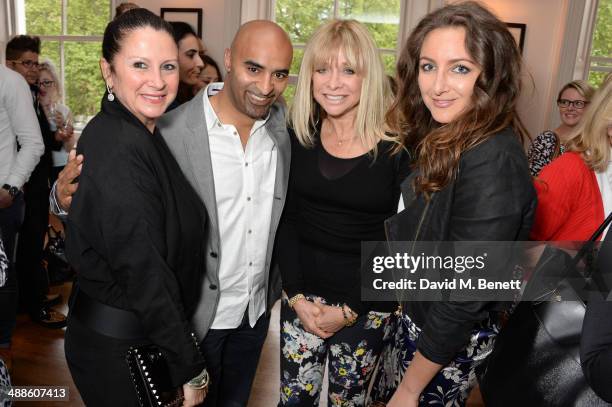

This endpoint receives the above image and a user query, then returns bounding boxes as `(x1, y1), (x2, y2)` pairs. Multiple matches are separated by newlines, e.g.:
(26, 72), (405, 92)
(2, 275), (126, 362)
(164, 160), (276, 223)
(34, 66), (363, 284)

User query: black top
(278, 127), (411, 314)
(28, 84), (62, 186)
(385, 128), (537, 365)
(581, 231), (612, 403)
(66, 96), (207, 387)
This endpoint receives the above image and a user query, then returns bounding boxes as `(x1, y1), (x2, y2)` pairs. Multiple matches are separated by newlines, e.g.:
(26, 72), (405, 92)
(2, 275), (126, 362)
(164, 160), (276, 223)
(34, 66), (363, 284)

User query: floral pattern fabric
(279, 296), (390, 406)
(527, 130), (566, 177)
(0, 357), (10, 407)
(369, 311), (499, 407)
(0, 236), (8, 288)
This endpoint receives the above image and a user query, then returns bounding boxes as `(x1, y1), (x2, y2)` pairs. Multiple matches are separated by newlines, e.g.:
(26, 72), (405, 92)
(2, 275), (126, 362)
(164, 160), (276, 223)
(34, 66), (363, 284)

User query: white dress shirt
(0, 65), (44, 188)
(204, 83), (277, 329)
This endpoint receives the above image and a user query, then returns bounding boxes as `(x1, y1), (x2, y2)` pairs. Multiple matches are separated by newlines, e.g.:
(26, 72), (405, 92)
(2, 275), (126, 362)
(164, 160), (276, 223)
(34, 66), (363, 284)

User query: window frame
(12, 0), (113, 110)
(584, 0), (612, 84)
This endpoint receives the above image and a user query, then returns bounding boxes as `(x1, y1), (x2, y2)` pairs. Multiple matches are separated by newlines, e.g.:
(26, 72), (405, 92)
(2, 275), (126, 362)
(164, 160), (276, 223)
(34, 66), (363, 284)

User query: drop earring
(106, 83), (115, 102)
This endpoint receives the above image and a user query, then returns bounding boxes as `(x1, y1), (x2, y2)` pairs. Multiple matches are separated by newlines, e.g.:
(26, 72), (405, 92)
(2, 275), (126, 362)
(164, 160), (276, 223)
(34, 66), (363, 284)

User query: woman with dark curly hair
(370, 2), (536, 406)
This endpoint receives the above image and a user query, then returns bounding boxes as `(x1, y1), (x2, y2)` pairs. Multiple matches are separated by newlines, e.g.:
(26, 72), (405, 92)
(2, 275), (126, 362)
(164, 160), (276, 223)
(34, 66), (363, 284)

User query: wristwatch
(187, 369), (209, 390)
(2, 184), (20, 199)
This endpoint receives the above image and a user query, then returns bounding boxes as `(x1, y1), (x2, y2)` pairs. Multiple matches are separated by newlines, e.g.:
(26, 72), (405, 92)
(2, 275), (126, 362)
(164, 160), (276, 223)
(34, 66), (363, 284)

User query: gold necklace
(335, 134), (358, 146)
(323, 121), (357, 146)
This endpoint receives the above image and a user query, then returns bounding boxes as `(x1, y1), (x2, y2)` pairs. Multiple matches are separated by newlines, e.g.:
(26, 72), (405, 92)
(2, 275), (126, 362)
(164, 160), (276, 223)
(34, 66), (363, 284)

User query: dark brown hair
(103, 8), (174, 65)
(114, 2), (139, 18)
(6, 35), (40, 60)
(390, 1), (528, 196)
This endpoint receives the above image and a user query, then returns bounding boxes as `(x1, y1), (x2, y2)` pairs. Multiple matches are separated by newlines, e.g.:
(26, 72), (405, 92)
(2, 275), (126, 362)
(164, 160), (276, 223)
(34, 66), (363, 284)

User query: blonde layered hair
(557, 79), (596, 102)
(38, 58), (62, 102)
(289, 19), (393, 155)
(565, 79), (612, 172)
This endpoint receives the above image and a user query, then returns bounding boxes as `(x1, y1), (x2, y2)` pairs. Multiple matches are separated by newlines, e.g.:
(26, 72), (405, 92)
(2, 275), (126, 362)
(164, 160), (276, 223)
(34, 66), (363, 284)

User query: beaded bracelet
(341, 303), (357, 327)
(288, 293), (306, 309)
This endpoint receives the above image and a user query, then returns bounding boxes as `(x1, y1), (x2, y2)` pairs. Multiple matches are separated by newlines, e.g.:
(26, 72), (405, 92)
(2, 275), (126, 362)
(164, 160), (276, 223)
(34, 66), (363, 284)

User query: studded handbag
(125, 345), (184, 407)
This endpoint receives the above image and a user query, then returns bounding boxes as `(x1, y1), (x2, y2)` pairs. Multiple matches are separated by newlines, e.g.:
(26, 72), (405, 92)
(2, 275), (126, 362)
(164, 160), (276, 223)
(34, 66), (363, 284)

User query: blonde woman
(277, 19), (410, 406)
(528, 80), (595, 176)
(531, 79), (612, 241)
(37, 60), (74, 183)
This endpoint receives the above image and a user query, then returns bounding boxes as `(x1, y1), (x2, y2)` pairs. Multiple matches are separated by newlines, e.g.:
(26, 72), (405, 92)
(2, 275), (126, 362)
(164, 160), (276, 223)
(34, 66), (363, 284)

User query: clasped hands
(292, 298), (352, 339)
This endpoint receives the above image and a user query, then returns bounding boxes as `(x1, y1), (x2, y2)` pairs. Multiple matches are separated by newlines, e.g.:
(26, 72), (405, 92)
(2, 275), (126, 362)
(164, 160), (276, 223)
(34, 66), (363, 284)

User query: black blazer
(386, 127), (537, 365)
(66, 96), (207, 386)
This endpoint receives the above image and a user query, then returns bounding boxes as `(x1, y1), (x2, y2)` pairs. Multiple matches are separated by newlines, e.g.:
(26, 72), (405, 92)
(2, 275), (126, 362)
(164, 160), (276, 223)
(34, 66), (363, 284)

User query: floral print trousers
(368, 311), (499, 407)
(279, 296), (391, 406)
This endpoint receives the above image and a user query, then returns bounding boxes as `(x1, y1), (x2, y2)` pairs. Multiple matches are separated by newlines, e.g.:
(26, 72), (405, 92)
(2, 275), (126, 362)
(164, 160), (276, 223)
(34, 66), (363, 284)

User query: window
(273, 0), (402, 104)
(587, 0), (612, 86)
(18, 0), (111, 125)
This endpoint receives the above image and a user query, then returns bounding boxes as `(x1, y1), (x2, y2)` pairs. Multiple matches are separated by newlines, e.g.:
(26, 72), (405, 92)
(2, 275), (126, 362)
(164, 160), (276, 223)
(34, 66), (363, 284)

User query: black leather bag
(126, 345), (184, 407)
(478, 214), (612, 407)
(43, 225), (74, 285)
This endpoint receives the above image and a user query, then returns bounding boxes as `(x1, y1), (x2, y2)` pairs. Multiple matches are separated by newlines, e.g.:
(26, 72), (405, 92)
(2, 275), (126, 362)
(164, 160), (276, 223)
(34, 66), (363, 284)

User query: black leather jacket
(385, 127), (537, 365)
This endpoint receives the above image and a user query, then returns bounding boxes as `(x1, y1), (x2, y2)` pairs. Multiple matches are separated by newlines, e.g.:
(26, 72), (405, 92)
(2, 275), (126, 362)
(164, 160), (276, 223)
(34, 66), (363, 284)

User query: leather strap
(71, 290), (146, 340)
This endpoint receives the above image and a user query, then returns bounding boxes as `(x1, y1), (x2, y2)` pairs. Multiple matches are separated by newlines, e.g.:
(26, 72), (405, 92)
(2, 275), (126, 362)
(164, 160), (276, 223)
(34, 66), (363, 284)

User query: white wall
(131, 0), (241, 71)
(0, 0), (9, 63)
(447, 0), (570, 139)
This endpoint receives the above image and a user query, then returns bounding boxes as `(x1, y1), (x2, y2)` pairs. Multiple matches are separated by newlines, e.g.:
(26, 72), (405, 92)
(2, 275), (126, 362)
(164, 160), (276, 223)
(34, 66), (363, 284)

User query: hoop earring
(106, 83), (115, 102)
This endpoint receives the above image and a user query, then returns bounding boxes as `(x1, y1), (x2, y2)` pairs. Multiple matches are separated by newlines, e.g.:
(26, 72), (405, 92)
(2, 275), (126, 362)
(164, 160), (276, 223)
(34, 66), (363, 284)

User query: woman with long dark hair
(371, 3), (536, 406)
(168, 21), (205, 107)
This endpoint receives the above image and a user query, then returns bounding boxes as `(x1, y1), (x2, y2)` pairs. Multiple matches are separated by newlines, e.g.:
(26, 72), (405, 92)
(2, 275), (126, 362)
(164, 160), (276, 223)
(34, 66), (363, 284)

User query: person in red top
(531, 78), (612, 241)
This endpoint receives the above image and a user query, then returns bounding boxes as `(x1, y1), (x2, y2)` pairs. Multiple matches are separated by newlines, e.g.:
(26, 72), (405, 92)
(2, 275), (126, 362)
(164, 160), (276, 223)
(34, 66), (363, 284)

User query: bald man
(51, 20), (293, 406)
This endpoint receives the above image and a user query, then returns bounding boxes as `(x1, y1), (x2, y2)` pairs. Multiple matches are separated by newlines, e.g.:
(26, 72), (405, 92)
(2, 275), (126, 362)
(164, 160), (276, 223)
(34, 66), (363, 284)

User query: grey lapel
(265, 104), (290, 206)
(160, 94), (220, 238)
(183, 95), (220, 237)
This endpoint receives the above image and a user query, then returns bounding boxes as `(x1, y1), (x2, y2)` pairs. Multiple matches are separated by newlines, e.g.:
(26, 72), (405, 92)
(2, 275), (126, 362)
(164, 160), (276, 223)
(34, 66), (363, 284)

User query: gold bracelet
(288, 293), (306, 309)
(341, 304), (357, 327)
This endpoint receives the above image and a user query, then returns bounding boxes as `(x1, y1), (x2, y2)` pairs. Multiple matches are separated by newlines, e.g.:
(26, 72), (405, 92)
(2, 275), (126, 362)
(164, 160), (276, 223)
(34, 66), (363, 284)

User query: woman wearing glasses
(530, 80), (612, 242)
(527, 80), (595, 176)
(38, 60), (74, 183)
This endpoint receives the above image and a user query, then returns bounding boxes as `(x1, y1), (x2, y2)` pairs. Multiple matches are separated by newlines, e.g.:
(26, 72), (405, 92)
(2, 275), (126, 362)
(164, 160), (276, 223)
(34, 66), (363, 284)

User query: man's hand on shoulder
(56, 149), (83, 211)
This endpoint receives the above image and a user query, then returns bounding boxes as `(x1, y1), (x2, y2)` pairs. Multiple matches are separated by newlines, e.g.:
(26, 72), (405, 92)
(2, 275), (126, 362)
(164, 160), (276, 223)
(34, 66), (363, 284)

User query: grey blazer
(158, 92), (290, 339)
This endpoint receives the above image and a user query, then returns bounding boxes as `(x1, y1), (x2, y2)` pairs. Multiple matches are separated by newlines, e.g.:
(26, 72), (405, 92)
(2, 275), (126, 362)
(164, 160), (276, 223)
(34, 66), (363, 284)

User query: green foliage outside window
(276, 0), (400, 106)
(25, 0), (61, 35)
(25, 0), (110, 119)
(589, 0), (612, 87)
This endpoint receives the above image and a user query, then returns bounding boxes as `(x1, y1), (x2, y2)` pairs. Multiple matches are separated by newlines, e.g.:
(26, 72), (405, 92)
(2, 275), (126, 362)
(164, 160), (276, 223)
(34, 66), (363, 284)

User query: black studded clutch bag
(126, 345), (183, 407)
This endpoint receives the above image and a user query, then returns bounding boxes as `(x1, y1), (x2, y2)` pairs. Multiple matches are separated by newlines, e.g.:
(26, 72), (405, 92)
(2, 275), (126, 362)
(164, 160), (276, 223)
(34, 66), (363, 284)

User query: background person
(63, 9), (209, 406)
(168, 21), (205, 108)
(193, 54), (223, 95)
(528, 80), (595, 176)
(278, 19), (409, 406)
(37, 59), (75, 184)
(0, 63), (44, 373)
(530, 78), (612, 242)
(371, 3), (536, 406)
(6, 35), (67, 328)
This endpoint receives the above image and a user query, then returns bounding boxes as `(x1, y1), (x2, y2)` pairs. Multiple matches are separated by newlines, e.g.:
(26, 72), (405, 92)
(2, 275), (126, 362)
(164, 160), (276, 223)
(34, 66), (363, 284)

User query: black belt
(70, 290), (146, 340)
